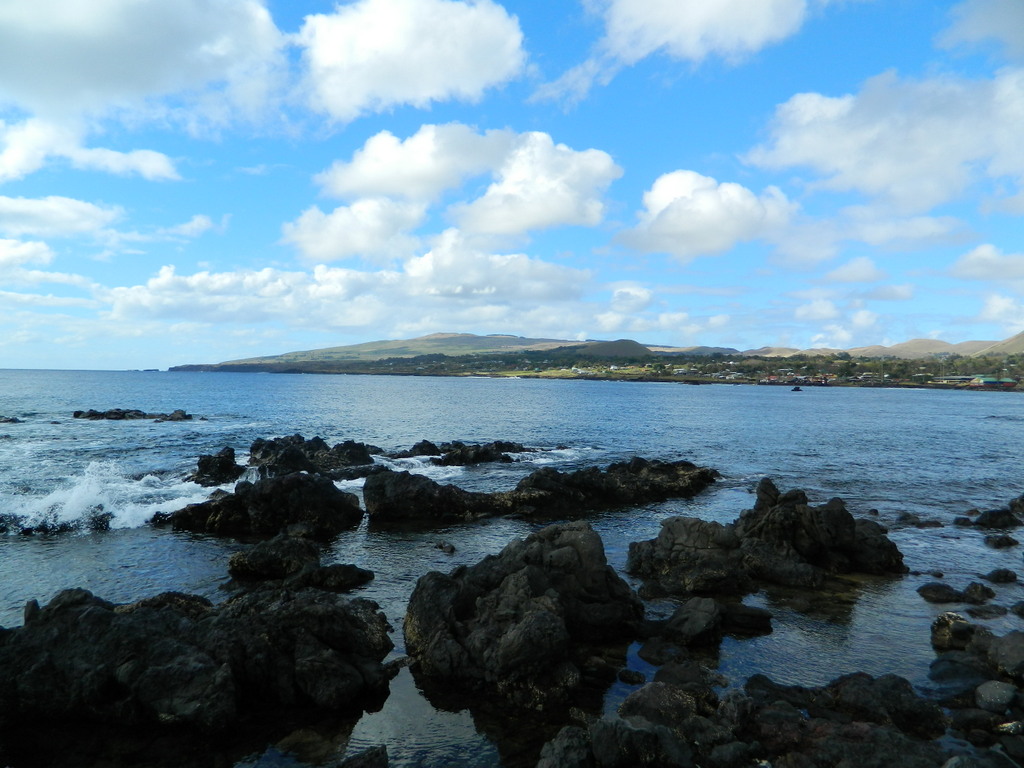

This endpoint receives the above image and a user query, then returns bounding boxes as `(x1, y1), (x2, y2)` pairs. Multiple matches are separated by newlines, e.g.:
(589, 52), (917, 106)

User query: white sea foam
(4, 460), (210, 531)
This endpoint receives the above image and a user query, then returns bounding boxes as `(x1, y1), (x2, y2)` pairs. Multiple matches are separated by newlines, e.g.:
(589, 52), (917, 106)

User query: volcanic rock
(188, 446), (245, 486)
(157, 472), (363, 540)
(404, 521), (643, 710)
(627, 477), (906, 596)
(0, 586), (393, 731)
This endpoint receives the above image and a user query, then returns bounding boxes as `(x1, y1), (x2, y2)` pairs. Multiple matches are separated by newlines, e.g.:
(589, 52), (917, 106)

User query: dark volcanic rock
(363, 457), (717, 525)
(228, 533), (322, 580)
(228, 533), (374, 593)
(535, 670), (947, 768)
(627, 477), (906, 596)
(404, 521), (643, 709)
(0, 587), (393, 731)
(249, 434), (380, 479)
(363, 469), (488, 523)
(433, 440), (529, 465)
(73, 408), (192, 421)
(188, 446), (246, 486)
(158, 472), (363, 539)
(507, 458), (717, 517)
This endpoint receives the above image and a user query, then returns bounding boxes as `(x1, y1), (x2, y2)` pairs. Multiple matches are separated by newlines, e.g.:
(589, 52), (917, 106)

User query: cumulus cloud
(451, 132), (622, 236)
(940, 0), (1024, 60)
(405, 229), (588, 301)
(0, 196), (123, 237)
(297, 0), (525, 123)
(538, 0), (813, 102)
(978, 294), (1024, 331)
(281, 199), (425, 263)
(0, 0), (285, 119)
(609, 284), (654, 313)
(823, 256), (886, 283)
(795, 298), (840, 321)
(0, 239), (53, 268)
(952, 243), (1024, 282)
(0, 119), (179, 183)
(746, 68), (1024, 213)
(105, 230), (590, 328)
(620, 170), (794, 261)
(315, 124), (515, 202)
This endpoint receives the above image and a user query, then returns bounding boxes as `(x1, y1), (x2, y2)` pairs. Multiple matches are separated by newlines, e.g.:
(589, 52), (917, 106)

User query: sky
(1, 0), (1023, 369)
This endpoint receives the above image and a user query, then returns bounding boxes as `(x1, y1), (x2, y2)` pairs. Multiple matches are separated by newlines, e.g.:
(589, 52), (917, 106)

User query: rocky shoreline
(3, 434), (1024, 767)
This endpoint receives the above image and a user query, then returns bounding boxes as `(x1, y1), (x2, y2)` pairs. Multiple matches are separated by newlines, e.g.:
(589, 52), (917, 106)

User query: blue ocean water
(1, 369), (1023, 766)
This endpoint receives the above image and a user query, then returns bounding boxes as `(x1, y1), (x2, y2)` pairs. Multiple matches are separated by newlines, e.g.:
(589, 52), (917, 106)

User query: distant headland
(168, 331), (1024, 389)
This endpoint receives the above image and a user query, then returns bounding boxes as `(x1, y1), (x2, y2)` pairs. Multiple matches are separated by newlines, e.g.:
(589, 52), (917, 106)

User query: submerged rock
(157, 472), (363, 540)
(627, 477), (907, 596)
(404, 521), (643, 709)
(0, 586), (393, 732)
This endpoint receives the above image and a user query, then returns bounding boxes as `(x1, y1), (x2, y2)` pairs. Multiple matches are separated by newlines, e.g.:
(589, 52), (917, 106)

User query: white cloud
(405, 229), (588, 301)
(978, 294), (1024, 331)
(0, 119), (179, 182)
(297, 0), (525, 123)
(539, 0), (813, 102)
(823, 256), (886, 283)
(315, 123), (515, 202)
(105, 230), (590, 327)
(795, 298), (840, 321)
(162, 215), (217, 238)
(810, 323), (854, 348)
(747, 68), (1024, 213)
(0, 196), (122, 237)
(850, 309), (878, 329)
(281, 199), (425, 263)
(940, 0), (1024, 60)
(951, 243), (1024, 281)
(610, 284), (653, 313)
(451, 132), (622, 236)
(0, 0), (285, 119)
(0, 239), (53, 268)
(597, 0), (808, 66)
(621, 170), (795, 261)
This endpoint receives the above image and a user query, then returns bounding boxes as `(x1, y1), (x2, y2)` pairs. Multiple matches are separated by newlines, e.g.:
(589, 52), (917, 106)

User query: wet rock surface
(155, 472), (363, 539)
(0, 586), (394, 732)
(364, 457), (717, 524)
(73, 408), (193, 421)
(248, 434), (382, 479)
(535, 670), (949, 768)
(228, 533), (374, 593)
(626, 477), (907, 596)
(188, 446), (246, 486)
(404, 521), (643, 710)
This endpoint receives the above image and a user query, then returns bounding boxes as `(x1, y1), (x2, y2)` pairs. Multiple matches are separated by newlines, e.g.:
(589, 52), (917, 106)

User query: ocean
(1, 369), (1023, 766)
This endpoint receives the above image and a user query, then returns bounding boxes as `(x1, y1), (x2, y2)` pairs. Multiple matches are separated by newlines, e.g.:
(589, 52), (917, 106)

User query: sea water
(1, 369), (1023, 766)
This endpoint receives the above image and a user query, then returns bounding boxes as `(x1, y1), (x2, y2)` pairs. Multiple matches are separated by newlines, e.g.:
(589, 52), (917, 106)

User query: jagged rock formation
(627, 477), (906, 596)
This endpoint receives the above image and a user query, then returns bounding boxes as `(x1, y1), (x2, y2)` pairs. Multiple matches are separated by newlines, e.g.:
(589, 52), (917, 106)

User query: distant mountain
(740, 346), (801, 358)
(214, 332), (584, 366)
(568, 339), (654, 358)
(847, 338), (996, 359)
(172, 330), (1015, 372)
(973, 331), (1024, 356)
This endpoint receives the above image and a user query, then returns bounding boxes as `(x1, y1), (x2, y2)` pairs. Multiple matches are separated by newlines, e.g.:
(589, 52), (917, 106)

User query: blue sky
(1, 0), (1023, 369)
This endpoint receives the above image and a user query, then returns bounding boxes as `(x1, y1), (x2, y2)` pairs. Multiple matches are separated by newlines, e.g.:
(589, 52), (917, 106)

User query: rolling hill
(171, 330), (1014, 372)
